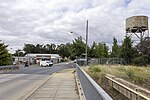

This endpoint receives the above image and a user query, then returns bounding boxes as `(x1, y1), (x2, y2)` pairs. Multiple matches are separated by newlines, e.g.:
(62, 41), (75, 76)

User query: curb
(75, 72), (85, 100)
(21, 73), (56, 100)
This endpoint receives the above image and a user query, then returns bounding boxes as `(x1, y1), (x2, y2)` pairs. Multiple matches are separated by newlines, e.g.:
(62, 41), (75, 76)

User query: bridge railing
(76, 64), (113, 100)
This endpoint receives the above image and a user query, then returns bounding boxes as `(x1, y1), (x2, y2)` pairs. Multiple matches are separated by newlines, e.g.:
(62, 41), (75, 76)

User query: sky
(0, 0), (150, 53)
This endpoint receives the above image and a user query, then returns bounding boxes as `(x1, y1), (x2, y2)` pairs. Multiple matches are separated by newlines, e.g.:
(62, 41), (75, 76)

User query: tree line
(0, 36), (150, 66)
(0, 41), (12, 65)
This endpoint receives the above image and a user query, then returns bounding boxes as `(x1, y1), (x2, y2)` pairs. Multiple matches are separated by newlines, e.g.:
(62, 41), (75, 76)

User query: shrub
(132, 55), (149, 66)
(126, 69), (134, 80)
(92, 67), (101, 72)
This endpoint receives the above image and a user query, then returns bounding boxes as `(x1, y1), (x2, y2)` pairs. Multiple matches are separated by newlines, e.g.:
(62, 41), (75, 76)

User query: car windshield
(46, 61), (51, 63)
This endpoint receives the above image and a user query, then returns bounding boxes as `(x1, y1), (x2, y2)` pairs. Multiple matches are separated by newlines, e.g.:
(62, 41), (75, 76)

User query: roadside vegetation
(1, 34), (149, 66)
(21, 36), (150, 66)
(0, 41), (12, 66)
(83, 64), (150, 99)
(84, 64), (150, 90)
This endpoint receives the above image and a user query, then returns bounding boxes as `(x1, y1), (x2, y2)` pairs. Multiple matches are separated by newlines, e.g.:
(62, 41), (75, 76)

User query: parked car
(40, 61), (53, 67)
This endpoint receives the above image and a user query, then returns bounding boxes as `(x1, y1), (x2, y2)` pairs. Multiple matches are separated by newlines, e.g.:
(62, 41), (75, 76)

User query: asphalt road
(0, 62), (75, 100)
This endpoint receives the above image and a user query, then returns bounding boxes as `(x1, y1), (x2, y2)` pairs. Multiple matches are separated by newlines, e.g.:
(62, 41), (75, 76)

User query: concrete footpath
(26, 69), (80, 100)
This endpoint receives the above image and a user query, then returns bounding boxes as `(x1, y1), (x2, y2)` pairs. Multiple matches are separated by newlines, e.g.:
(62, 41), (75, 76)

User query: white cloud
(0, 0), (149, 52)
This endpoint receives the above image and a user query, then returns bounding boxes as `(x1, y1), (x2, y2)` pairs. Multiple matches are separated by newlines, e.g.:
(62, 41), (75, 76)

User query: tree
(89, 42), (97, 57)
(102, 43), (109, 57)
(23, 44), (36, 53)
(46, 44), (57, 54)
(110, 37), (120, 57)
(13, 49), (25, 56)
(120, 36), (134, 64)
(133, 38), (150, 66)
(57, 43), (71, 58)
(70, 36), (86, 59)
(89, 42), (109, 58)
(0, 41), (12, 65)
(136, 38), (150, 55)
(95, 43), (109, 58)
(23, 44), (49, 54)
(35, 44), (45, 53)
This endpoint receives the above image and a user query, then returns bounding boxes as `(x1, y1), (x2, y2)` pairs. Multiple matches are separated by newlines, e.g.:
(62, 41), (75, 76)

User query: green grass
(84, 64), (150, 90)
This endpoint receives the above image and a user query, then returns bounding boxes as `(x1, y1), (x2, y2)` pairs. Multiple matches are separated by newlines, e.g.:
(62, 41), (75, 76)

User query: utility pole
(70, 20), (88, 66)
(17, 51), (19, 66)
(85, 20), (88, 66)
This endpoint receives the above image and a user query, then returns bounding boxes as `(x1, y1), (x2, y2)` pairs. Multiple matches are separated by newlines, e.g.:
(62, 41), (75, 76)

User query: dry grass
(85, 64), (150, 90)
(83, 65), (130, 100)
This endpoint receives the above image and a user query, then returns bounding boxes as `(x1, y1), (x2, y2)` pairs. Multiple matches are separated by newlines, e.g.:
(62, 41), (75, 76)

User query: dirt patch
(92, 76), (130, 100)
(106, 74), (150, 98)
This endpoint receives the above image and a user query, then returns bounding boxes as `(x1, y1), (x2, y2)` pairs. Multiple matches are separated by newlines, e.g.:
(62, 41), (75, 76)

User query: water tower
(126, 16), (149, 52)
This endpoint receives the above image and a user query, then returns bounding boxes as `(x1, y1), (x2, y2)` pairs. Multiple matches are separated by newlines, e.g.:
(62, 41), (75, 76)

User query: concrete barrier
(0, 65), (19, 72)
(105, 75), (150, 100)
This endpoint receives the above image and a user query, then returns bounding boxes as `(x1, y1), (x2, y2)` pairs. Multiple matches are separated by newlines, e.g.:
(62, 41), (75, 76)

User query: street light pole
(70, 20), (88, 66)
(17, 50), (24, 66)
(85, 20), (88, 66)
(17, 51), (19, 66)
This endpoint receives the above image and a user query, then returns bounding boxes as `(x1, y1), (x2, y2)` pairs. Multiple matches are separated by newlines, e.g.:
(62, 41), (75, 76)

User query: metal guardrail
(76, 64), (113, 100)
(0, 65), (19, 70)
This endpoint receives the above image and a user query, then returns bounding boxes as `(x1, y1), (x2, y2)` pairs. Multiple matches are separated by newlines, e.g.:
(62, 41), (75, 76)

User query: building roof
(25, 53), (61, 58)
(12, 56), (25, 59)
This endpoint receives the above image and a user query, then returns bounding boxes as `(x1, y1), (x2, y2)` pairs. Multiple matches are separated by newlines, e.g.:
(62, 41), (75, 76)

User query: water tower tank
(126, 16), (148, 33)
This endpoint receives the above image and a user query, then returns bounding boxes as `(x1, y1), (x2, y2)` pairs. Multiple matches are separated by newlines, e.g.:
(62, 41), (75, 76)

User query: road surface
(0, 62), (74, 100)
